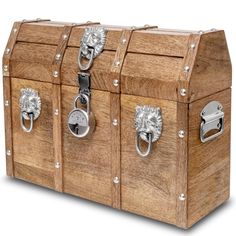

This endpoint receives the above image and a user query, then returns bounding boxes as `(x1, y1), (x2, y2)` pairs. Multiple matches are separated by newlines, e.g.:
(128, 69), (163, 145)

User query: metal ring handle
(21, 112), (34, 133)
(135, 132), (153, 158)
(78, 47), (94, 71)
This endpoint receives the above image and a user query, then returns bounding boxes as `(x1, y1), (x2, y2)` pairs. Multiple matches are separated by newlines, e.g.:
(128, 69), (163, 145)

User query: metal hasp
(78, 27), (107, 71)
(200, 101), (224, 143)
(135, 106), (163, 158)
(19, 88), (41, 133)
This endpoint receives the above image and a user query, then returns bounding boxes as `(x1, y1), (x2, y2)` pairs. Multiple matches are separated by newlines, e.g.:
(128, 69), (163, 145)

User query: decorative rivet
(13, 28), (18, 33)
(55, 54), (61, 60)
(121, 38), (127, 44)
(179, 193), (186, 201)
(3, 65), (8, 72)
(180, 88), (187, 97)
(113, 79), (119, 87)
(55, 162), (60, 169)
(178, 130), (185, 138)
(53, 71), (59, 78)
(54, 109), (59, 115)
(114, 60), (120, 67)
(6, 150), (11, 156)
(198, 30), (204, 35)
(113, 176), (120, 184)
(184, 66), (190, 72)
(112, 119), (118, 126)
(62, 34), (68, 40)
(5, 48), (11, 55)
(190, 43), (196, 49)
(5, 100), (9, 107)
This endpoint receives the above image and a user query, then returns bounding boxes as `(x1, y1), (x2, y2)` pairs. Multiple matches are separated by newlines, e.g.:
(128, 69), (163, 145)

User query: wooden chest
(2, 19), (232, 228)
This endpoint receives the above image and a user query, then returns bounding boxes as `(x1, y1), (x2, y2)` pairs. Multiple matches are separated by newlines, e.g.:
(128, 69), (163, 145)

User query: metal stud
(184, 66), (190, 72)
(3, 65), (8, 72)
(121, 38), (127, 44)
(113, 176), (120, 184)
(180, 88), (187, 97)
(5, 100), (9, 107)
(13, 28), (18, 33)
(54, 109), (59, 116)
(179, 193), (186, 201)
(178, 130), (185, 138)
(112, 119), (118, 126)
(6, 150), (11, 156)
(62, 34), (68, 40)
(55, 54), (61, 60)
(190, 43), (196, 49)
(198, 30), (204, 35)
(114, 60), (120, 67)
(113, 79), (119, 87)
(55, 162), (60, 169)
(53, 71), (59, 78)
(5, 48), (11, 55)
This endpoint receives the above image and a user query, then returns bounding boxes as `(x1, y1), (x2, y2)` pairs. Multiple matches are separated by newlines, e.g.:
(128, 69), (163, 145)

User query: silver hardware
(112, 119), (118, 126)
(3, 65), (8, 72)
(78, 27), (107, 71)
(180, 88), (187, 97)
(113, 79), (119, 87)
(198, 30), (204, 34)
(53, 71), (59, 78)
(63, 34), (68, 40)
(135, 106), (162, 158)
(55, 54), (61, 60)
(19, 88), (41, 133)
(190, 43), (196, 49)
(178, 130), (185, 138)
(114, 60), (120, 67)
(5, 100), (9, 107)
(200, 101), (224, 143)
(6, 149), (11, 156)
(179, 193), (186, 201)
(113, 176), (120, 184)
(54, 109), (59, 116)
(55, 162), (60, 169)
(5, 48), (11, 55)
(68, 94), (95, 138)
(13, 28), (18, 33)
(184, 66), (190, 72)
(121, 38), (127, 44)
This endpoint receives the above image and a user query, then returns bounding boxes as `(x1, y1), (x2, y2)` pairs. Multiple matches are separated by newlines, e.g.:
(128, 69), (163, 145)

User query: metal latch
(200, 101), (224, 143)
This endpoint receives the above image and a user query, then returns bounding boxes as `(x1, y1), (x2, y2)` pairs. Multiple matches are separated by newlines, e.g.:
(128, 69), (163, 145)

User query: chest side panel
(121, 94), (178, 225)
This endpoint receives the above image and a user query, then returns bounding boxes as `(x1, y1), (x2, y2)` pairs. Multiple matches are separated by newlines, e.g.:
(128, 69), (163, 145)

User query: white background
(0, 0), (235, 235)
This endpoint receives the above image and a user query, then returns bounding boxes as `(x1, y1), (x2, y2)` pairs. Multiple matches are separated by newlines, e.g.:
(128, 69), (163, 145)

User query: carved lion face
(135, 106), (162, 143)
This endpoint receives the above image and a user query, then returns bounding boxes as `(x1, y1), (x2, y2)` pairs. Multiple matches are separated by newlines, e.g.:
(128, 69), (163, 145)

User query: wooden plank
(11, 78), (54, 189)
(61, 48), (117, 92)
(189, 31), (232, 102)
(11, 42), (56, 83)
(175, 103), (188, 228)
(187, 89), (231, 227)
(53, 84), (63, 192)
(110, 93), (121, 209)
(129, 31), (189, 57)
(121, 94), (178, 225)
(121, 53), (183, 100)
(62, 85), (112, 206)
(3, 77), (14, 176)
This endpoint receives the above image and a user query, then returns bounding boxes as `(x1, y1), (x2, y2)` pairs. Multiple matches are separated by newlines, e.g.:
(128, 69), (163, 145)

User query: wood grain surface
(120, 94), (178, 225)
(11, 78), (55, 189)
(187, 89), (231, 227)
(62, 85), (112, 206)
